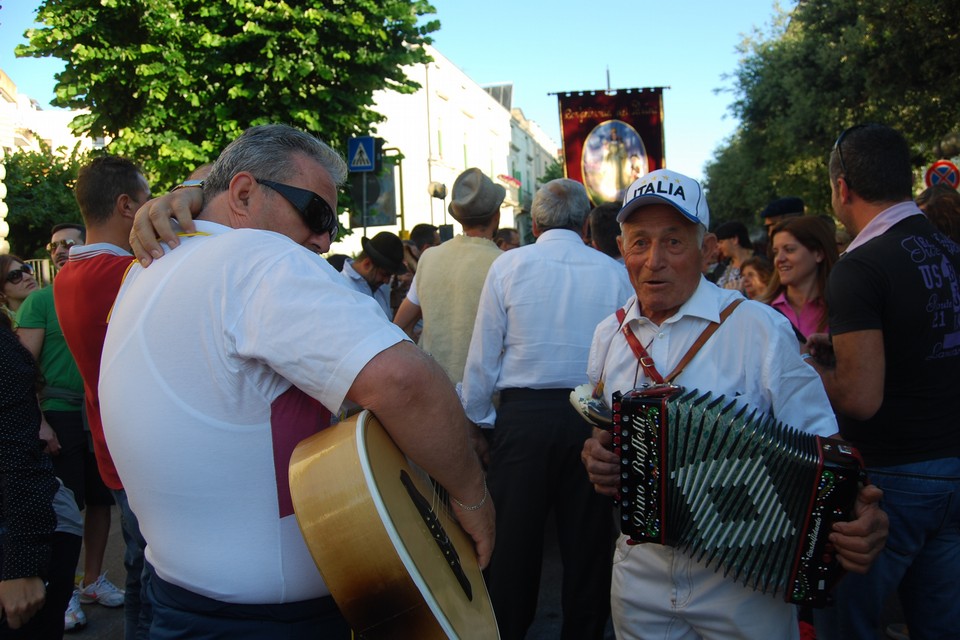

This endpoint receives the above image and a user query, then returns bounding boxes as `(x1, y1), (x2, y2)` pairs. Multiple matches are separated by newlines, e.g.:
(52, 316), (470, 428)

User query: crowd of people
(1, 121), (957, 640)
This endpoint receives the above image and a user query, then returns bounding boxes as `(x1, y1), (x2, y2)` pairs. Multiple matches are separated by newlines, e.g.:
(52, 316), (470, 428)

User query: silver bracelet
(170, 179), (204, 192)
(801, 353), (813, 361)
(452, 479), (488, 511)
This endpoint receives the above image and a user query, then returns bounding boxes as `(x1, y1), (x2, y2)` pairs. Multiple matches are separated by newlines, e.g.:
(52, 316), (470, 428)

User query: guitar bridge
(400, 470), (474, 601)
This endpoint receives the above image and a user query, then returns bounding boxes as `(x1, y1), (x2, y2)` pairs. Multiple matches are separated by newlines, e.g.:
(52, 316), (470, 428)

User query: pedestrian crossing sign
(347, 137), (376, 173)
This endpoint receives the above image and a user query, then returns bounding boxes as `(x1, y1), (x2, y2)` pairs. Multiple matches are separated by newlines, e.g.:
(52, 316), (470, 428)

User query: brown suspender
(616, 299), (743, 385)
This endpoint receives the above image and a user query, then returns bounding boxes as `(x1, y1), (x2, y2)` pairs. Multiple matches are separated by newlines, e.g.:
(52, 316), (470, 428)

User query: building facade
(336, 45), (558, 254)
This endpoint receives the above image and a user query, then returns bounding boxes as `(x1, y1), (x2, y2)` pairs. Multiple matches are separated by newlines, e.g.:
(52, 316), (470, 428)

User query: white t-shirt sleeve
(406, 270), (421, 306)
(231, 246), (408, 412)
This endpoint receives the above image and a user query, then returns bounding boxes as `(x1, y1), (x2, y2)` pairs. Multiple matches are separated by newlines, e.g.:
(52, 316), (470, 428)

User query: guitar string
(411, 459), (451, 517)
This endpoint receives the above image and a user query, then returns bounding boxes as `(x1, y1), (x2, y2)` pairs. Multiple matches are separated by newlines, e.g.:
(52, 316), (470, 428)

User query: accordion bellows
(611, 385), (863, 607)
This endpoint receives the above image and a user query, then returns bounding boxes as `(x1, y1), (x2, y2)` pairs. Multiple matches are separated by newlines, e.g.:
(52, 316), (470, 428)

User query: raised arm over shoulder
(130, 187), (203, 266)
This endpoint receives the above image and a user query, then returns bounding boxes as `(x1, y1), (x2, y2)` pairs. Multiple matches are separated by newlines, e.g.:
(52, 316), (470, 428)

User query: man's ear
(117, 193), (138, 220)
(836, 176), (853, 204)
(227, 172), (257, 226)
(702, 231), (718, 256)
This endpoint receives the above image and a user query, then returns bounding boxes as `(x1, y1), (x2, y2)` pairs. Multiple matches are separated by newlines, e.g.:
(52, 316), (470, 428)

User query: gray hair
(532, 179), (591, 231)
(204, 124), (348, 204)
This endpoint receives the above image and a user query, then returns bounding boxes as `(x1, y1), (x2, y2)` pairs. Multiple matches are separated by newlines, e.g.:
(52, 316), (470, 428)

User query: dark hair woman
(761, 216), (839, 341)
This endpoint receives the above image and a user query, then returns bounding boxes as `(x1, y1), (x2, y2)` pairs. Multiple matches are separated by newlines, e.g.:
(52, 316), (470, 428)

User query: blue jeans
(815, 457), (960, 639)
(111, 488), (152, 640)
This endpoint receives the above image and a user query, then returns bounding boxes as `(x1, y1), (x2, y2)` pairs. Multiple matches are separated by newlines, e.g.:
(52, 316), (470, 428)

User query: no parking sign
(925, 160), (960, 189)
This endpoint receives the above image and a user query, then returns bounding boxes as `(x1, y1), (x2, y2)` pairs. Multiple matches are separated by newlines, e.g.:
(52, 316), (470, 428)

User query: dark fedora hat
(361, 231), (407, 274)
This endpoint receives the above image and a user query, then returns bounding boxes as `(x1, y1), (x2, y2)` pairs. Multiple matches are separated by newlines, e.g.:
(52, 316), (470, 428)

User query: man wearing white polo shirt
(99, 124), (494, 639)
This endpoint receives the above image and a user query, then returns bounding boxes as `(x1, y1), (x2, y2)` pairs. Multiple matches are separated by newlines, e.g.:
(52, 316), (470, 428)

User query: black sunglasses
(6, 264), (34, 285)
(256, 179), (338, 241)
(833, 124), (868, 190)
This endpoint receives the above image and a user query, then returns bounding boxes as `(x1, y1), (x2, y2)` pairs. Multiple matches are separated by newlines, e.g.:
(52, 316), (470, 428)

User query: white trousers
(610, 536), (800, 640)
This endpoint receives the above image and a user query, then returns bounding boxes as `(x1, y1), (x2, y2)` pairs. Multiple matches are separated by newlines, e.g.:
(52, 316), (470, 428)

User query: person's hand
(581, 427), (620, 496)
(38, 419), (60, 456)
(468, 424), (491, 468)
(130, 187), (203, 267)
(804, 332), (836, 367)
(0, 577), (46, 629)
(831, 483), (888, 574)
(450, 485), (496, 570)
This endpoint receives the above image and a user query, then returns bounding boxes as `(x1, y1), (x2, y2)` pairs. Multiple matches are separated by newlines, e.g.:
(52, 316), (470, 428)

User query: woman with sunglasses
(0, 256), (39, 324)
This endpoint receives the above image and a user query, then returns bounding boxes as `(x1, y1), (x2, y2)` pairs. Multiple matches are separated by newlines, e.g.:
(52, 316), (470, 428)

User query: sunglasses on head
(47, 238), (83, 253)
(6, 264), (34, 285)
(833, 124), (868, 191)
(256, 179), (339, 241)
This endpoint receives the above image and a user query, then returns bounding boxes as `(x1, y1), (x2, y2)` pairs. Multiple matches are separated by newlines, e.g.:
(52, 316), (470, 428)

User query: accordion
(611, 385), (863, 607)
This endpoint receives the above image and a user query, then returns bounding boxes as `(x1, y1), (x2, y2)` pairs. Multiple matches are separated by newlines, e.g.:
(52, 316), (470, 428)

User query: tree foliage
(705, 0), (960, 227)
(16, 0), (439, 189)
(4, 141), (88, 259)
(538, 159), (564, 185)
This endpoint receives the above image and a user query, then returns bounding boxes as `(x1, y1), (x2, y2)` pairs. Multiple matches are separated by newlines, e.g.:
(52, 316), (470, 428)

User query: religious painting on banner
(557, 88), (665, 205)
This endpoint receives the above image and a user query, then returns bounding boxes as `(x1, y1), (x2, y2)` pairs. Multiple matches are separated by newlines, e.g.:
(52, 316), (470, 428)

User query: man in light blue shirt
(340, 231), (407, 319)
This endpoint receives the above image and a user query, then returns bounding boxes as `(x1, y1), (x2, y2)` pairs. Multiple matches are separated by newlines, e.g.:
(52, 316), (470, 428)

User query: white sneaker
(78, 571), (125, 607)
(64, 589), (87, 632)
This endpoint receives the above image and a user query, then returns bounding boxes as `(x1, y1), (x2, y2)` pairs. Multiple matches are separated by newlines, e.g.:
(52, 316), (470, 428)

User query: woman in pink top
(761, 217), (838, 341)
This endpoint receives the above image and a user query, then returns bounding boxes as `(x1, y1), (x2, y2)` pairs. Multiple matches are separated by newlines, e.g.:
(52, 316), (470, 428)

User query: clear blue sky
(0, 1), (784, 181)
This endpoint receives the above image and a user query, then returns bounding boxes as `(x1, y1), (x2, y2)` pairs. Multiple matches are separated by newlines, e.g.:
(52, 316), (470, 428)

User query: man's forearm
(350, 342), (485, 500)
(392, 298), (422, 339)
(807, 330), (885, 420)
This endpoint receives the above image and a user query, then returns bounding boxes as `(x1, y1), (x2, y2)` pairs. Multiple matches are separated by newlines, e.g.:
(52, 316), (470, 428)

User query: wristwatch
(170, 179), (205, 192)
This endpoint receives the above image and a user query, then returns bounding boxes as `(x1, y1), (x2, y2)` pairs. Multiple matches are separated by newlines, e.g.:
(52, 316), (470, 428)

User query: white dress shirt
(462, 228), (633, 426)
(589, 278), (837, 434)
(340, 258), (391, 319)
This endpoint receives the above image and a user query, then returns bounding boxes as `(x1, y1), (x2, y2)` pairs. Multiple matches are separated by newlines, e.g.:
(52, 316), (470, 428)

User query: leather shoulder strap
(663, 299), (743, 383)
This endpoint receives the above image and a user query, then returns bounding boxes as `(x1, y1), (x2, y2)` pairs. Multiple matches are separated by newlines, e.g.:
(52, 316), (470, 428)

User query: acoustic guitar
(289, 410), (499, 639)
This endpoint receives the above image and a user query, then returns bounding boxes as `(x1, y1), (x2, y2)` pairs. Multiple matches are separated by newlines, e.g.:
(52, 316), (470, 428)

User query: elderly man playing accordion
(580, 168), (888, 640)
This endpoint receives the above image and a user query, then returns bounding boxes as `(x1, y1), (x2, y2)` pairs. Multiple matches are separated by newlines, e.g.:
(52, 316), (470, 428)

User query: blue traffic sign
(347, 137), (375, 173)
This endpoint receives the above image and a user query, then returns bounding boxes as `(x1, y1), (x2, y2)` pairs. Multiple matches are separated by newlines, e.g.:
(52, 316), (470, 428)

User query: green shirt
(15, 284), (84, 412)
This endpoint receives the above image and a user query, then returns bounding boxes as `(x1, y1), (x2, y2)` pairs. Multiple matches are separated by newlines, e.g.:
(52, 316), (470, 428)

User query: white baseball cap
(617, 168), (710, 228)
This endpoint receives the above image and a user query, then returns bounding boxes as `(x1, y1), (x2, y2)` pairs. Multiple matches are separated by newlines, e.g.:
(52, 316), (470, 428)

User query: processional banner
(557, 88), (665, 205)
